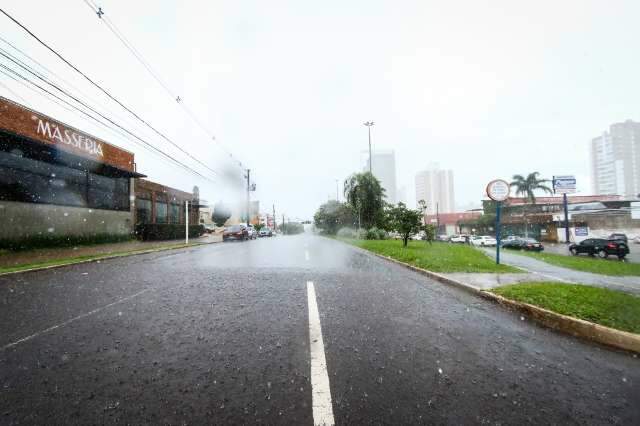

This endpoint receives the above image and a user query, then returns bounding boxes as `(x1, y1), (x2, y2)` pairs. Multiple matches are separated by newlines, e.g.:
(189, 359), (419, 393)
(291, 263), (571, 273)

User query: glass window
(170, 203), (180, 224)
(156, 201), (168, 224)
(135, 198), (152, 224)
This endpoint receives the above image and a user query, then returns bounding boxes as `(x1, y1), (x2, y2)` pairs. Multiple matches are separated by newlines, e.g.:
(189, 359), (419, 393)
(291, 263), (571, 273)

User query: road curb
(356, 246), (640, 354)
(0, 240), (216, 277)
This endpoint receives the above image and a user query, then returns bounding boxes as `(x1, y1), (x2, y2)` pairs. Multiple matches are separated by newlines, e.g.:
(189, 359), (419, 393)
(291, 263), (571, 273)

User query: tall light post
(335, 179), (339, 201)
(363, 121), (374, 174)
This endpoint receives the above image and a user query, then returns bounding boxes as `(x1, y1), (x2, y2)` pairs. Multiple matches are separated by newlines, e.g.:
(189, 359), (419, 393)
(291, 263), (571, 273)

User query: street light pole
(363, 121), (374, 174)
(335, 179), (339, 201)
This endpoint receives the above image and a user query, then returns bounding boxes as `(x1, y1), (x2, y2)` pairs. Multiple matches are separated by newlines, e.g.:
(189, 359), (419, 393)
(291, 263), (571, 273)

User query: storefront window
(170, 203), (180, 224)
(135, 198), (152, 224)
(0, 149), (130, 211)
(156, 201), (168, 224)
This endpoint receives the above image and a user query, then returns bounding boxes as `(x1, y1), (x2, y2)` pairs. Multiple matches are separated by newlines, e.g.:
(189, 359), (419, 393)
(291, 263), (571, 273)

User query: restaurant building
(0, 96), (145, 244)
(134, 179), (200, 226)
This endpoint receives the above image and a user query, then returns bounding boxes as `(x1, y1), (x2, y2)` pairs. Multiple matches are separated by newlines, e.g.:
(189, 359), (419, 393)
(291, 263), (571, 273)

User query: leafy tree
(254, 223), (265, 232)
(313, 200), (356, 235)
(423, 223), (436, 244)
(510, 172), (553, 238)
(387, 202), (422, 247)
(212, 202), (232, 227)
(343, 172), (385, 229)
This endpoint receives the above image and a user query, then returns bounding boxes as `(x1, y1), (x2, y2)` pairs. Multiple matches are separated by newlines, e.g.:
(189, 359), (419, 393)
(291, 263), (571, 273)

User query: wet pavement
(1, 234), (639, 424)
(482, 248), (640, 295)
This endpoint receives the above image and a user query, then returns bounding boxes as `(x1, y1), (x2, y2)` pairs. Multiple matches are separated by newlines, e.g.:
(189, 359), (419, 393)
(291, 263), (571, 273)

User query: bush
(356, 229), (367, 240)
(337, 227), (358, 239)
(365, 227), (387, 240)
(135, 224), (205, 241)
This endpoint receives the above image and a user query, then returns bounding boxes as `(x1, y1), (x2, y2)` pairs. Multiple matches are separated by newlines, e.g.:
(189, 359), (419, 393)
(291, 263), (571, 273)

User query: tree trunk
(403, 235), (409, 247)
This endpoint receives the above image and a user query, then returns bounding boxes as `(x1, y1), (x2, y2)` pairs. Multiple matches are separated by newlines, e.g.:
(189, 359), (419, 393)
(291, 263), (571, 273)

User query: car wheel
(570, 248), (577, 256)
(618, 255), (626, 261)
(597, 250), (607, 259)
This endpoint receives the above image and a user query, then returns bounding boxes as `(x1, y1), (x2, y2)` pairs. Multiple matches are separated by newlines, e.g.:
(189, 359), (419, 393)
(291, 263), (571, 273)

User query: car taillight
(607, 243), (616, 249)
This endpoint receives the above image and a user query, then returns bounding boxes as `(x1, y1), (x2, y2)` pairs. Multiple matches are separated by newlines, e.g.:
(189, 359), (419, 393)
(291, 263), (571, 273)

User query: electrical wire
(0, 6), (223, 179)
(81, 0), (245, 169)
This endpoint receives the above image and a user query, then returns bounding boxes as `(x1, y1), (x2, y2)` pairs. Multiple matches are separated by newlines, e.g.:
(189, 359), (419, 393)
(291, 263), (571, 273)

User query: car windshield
(1, 2), (638, 424)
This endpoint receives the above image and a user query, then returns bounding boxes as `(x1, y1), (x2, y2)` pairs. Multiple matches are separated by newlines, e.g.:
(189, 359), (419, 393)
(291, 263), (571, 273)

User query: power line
(0, 6), (223, 178)
(0, 60), (213, 181)
(81, 0), (245, 169)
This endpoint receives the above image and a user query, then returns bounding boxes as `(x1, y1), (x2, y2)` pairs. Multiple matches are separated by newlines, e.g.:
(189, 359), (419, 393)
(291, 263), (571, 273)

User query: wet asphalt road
(0, 234), (639, 425)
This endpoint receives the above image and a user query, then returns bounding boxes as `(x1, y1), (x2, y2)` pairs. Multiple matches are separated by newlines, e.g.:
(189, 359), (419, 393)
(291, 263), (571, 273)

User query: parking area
(541, 241), (640, 263)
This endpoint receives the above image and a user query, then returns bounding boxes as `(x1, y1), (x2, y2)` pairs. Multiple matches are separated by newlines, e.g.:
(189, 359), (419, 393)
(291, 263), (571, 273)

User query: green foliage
(351, 240), (520, 273)
(423, 224), (436, 244)
(365, 227), (387, 240)
(493, 282), (640, 334)
(212, 202), (232, 227)
(0, 233), (133, 251)
(135, 224), (205, 240)
(314, 200), (356, 235)
(343, 172), (386, 229)
(336, 227), (358, 239)
(516, 251), (640, 277)
(254, 223), (265, 232)
(385, 202), (422, 247)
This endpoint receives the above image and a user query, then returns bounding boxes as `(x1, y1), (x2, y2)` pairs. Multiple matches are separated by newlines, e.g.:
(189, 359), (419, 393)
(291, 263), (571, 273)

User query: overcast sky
(1, 0), (639, 219)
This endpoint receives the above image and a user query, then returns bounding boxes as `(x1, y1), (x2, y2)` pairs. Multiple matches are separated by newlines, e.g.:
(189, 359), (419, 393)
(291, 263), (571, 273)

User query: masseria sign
(36, 118), (104, 157)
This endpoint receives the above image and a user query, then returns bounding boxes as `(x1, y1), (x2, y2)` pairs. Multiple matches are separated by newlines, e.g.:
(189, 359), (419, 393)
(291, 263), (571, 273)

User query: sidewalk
(477, 248), (640, 296)
(0, 233), (222, 270)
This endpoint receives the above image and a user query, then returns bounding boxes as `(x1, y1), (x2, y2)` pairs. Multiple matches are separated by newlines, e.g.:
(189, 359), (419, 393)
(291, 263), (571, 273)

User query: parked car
(608, 233), (628, 244)
(223, 224), (249, 241)
(449, 235), (467, 243)
(437, 235), (449, 242)
(470, 235), (497, 247)
(569, 238), (629, 259)
(203, 223), (215, 234)
(246, 224), (258, 239)
(259, 227), (273, 237)
(502, 237), (544, 251)
(501, 235), (520, 244)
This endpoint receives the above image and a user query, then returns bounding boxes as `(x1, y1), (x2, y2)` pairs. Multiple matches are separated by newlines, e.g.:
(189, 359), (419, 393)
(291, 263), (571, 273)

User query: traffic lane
(0, 242), (251, 348)
(542, 242), (640, 263)
(0, 268), (315, 425)
(314, 242), (640, 424)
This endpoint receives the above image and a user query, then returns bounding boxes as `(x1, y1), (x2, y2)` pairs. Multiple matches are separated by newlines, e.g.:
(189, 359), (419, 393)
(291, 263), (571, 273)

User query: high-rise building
(363, 150), (397, 204)
(415, 164), (455, 214)
(591, 120), (640, 197)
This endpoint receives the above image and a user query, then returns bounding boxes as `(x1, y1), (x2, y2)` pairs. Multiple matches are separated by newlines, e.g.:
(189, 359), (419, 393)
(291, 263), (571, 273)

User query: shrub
(0, 233), (133, 251)
(337, 227), (358, 239)
(365, 227), (387, 240)
(356, 229), (367, 240)
(135, 224), (205, 241)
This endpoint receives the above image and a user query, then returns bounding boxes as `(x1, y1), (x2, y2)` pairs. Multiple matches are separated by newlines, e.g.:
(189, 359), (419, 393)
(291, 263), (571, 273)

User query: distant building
(415, 164), (455, 214)
(397, 185), (408, 205)
(591, 120), (640, 197)
(363, 150), (397, 204)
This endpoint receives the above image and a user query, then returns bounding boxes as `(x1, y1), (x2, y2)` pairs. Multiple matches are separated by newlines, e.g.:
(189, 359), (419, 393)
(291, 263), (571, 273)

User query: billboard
(553, 175), (576, 194)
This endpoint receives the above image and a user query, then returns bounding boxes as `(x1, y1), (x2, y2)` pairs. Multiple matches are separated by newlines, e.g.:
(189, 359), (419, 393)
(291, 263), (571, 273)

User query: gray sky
(1, 0), (639, 219)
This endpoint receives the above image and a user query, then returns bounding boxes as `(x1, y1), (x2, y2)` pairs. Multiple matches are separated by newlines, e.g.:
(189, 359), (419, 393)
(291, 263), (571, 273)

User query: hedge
(135, 224), (205, 241)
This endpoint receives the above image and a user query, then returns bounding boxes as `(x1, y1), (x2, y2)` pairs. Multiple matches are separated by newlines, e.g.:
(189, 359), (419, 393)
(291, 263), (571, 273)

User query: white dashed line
(306, 281), (335, 426)
(305, 250), (310, 261)
(1, 288), (151, 351)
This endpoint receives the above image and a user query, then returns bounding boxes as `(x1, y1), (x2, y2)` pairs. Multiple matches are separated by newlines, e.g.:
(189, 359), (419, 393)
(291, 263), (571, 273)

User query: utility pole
(336, 179), (339, 201)
(245, 169), (251, 226)
(363, 121), (374, 174)
(436, 202), (440, 234)
(282, 214), (285, 235)
(272, 204), (276, 231)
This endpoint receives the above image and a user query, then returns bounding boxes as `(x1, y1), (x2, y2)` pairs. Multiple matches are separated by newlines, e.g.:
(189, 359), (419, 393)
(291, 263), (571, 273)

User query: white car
(449, 235), (468, 243)
(245, 224), (257, 239)
(470, 235), (497, 247)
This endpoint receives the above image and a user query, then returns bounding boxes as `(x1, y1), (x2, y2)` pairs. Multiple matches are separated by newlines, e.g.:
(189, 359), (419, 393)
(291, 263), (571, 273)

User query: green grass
(345, 239), (520, 273)
(0, 242), (196, 274)
(515, 250), (640, 276)
(493, 282), (640, 334)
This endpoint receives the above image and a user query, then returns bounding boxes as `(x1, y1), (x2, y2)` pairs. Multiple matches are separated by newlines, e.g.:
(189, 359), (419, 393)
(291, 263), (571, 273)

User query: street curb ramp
(364, 250), (640, 355)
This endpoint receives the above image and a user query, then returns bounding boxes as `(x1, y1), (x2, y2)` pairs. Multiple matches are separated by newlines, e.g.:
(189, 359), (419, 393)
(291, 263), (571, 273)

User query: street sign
(575, 226), (588, 237)
(553, 175), (576, 194)
(486, 179), (510, 202)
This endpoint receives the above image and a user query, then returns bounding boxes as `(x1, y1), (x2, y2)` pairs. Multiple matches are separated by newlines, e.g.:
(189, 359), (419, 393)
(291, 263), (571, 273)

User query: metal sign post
(552, 175), (576, 244)
(486, 179), (510, 265)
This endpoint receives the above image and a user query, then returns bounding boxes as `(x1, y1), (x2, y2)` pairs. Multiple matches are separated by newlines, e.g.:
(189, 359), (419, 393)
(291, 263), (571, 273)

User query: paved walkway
(0, 233), (222, 269)
(478, 248), (640, 295)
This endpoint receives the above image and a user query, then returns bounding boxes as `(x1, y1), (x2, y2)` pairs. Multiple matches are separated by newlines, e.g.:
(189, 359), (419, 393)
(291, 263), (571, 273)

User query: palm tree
(510, 172), (553, 238)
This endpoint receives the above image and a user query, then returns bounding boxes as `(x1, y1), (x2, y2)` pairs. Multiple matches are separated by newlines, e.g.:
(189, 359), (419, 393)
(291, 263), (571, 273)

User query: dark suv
(223, 224), (249, 241)
(569, 238), (629, 260)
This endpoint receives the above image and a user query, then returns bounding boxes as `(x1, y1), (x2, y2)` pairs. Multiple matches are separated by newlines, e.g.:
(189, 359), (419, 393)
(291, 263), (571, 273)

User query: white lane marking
(1, 288), (151, 351)
(306, 281), (335, 426)
(305, 250), (310, 261)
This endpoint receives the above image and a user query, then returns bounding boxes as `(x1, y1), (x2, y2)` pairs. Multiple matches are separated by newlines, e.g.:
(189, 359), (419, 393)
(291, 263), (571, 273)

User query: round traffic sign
(486, 179), (510, 201)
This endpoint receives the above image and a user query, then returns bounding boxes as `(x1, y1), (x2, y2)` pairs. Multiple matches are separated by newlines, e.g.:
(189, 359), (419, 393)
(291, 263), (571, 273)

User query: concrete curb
(357, 247), (640, 354)
(0, 240), (216, 277)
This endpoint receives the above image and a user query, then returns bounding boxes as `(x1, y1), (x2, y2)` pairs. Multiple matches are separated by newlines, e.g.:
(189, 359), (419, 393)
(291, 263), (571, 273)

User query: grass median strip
(515, 250), (640, 276)
(345, 239), (521, 273)
(0, 243), (196, 275)
(492, 282), (640, 334)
